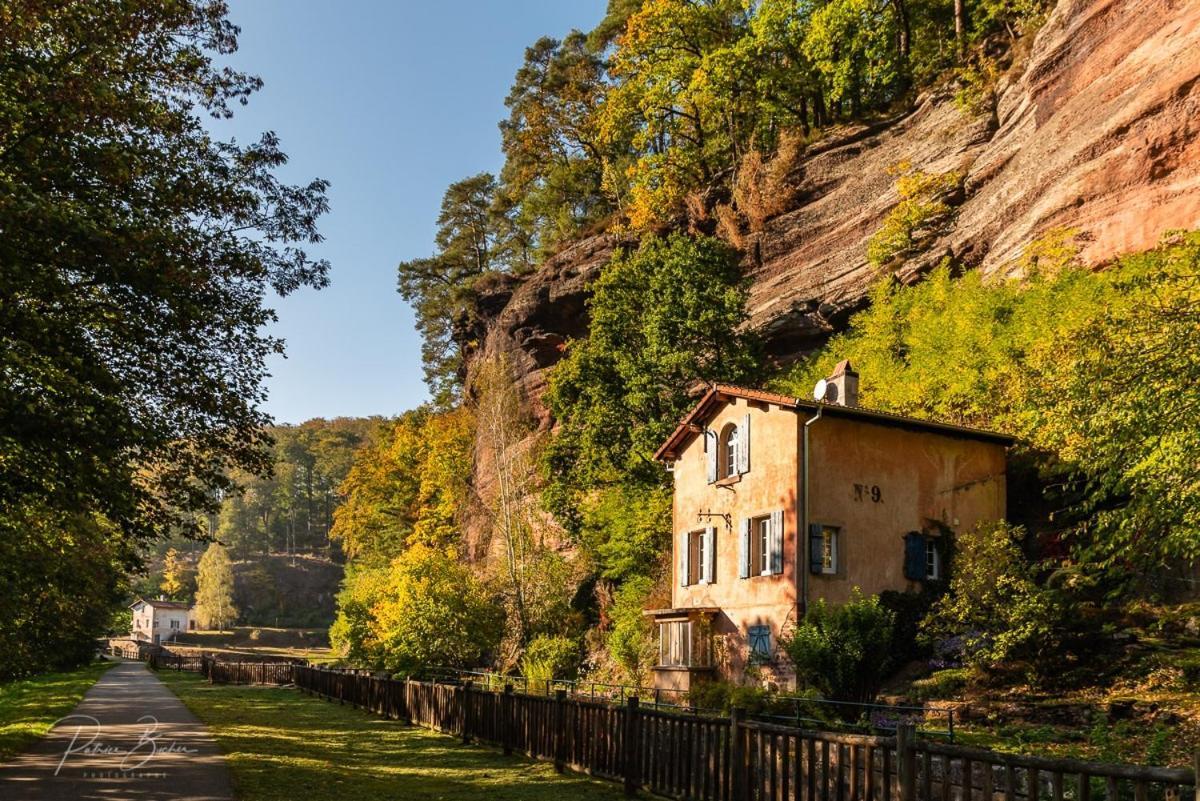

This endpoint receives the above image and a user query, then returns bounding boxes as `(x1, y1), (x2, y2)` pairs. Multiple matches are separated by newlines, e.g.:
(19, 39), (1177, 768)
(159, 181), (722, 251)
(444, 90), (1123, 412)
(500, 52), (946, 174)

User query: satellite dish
(813, 379), (829, 402)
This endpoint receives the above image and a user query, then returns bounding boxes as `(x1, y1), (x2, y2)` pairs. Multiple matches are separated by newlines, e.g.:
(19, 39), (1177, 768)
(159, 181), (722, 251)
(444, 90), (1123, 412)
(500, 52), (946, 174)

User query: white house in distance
(130, 597), (195, 644)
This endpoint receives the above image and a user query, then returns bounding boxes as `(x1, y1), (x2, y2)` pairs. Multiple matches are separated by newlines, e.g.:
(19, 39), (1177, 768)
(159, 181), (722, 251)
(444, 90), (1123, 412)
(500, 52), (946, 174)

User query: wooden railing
(280, 668), (1197, 801)
(198, 656), (297, 685)
(148, 652), (204, 671)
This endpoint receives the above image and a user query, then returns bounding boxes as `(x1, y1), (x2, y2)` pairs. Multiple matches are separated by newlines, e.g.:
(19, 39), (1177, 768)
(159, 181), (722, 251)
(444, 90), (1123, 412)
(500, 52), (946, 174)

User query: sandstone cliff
(462, 0), (1200, 549)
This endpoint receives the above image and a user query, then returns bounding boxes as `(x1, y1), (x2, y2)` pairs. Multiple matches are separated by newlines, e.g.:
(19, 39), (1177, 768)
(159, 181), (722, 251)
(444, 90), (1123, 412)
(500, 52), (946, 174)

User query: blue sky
(213, 1), (608, 424)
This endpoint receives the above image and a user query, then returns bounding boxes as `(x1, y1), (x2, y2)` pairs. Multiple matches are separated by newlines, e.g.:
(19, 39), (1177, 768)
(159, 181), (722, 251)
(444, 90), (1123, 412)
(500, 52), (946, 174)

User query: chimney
(826, 360), (859, 407)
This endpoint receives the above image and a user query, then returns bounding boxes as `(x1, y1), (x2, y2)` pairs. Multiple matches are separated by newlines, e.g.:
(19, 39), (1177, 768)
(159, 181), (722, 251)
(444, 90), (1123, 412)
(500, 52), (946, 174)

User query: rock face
(745, 0), (1200, 358)
(460, 0), (1200, 534)
(953, 0), (1200, 273)
(464, 233), (624, 428)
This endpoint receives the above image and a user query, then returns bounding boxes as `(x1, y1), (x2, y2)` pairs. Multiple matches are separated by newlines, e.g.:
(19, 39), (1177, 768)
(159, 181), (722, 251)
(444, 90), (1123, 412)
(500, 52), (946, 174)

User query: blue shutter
(809, 523), (824, 575)
(903, 532), (927, 581)
(738, 518), (751, 578)
(680, 531), (691, 587)
(769, 510), (784, 574)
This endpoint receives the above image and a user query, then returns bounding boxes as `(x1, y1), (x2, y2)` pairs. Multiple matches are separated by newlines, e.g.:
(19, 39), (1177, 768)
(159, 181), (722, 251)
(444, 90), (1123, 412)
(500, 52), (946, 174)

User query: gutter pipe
(800, 404), (823, 616)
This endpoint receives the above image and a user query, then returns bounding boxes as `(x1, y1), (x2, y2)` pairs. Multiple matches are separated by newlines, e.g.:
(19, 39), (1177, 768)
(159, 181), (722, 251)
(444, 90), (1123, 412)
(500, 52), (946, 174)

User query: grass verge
(0, 660), (115, 759)
(157, 670), (627, 801)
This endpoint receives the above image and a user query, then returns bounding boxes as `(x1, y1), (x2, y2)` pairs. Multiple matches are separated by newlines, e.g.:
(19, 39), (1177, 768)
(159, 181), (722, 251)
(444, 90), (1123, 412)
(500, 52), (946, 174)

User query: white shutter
(705, 430), (718, 483)
(738, 518), (751, 579)
(738, 413), (751, 474)
(680, 531), (691, 587)
(770, 510), (784, 574)
(704, 526), (716, 584)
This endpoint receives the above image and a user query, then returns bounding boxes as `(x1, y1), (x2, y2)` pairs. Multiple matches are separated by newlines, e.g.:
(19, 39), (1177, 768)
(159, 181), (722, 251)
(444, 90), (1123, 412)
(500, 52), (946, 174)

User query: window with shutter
(809, 524), (838, 575)
(903, 532), (927, 581)
(747, 625), (772, 664)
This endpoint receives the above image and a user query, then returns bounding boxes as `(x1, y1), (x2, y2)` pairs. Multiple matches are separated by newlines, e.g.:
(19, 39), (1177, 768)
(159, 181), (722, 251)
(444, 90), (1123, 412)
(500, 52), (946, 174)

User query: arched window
(721, 423), (739, 479)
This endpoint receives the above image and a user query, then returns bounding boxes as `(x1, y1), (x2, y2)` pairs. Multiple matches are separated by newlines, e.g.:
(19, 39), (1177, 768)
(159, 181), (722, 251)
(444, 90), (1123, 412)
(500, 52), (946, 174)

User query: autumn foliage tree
(0, 0), (328, 676)
(195, 543), (238, 632)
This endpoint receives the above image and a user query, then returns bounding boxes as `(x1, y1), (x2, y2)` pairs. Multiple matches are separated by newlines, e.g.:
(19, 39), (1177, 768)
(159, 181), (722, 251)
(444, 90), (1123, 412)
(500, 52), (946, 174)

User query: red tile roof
(653, 383), (1014, 460)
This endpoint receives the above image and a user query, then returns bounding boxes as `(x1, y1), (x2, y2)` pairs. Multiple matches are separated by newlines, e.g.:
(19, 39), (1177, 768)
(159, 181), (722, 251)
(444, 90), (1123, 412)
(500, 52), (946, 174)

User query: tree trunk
(955, 0), (966, 57)
(894, 0), (911, 59)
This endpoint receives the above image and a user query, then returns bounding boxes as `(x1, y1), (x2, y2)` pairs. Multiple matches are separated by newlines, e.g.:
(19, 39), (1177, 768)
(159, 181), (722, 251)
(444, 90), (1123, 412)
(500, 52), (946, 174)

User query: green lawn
(158, 671), (628, 801)
(0, 659), (115, 759)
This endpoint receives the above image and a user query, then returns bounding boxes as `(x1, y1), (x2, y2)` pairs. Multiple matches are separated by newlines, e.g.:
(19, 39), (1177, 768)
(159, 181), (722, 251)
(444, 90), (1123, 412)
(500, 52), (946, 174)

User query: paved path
(0, 661), (235, 801)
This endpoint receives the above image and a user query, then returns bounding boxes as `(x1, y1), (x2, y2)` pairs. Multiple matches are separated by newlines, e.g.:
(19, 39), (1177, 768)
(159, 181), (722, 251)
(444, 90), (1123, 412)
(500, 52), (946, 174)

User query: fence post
(502, 684), (514, 756)
(554, 689), (567, 773)
(623, 695), (640, 796)
(462, 681), (473, 745)
(730, 707), (746, 801)
(1193, 749), (1199, 801)
(897, 723), (917, 801)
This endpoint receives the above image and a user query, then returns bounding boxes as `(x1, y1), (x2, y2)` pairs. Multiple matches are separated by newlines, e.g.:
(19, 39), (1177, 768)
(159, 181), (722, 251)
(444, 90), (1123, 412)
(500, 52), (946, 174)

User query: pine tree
(195, 543), (238, 632)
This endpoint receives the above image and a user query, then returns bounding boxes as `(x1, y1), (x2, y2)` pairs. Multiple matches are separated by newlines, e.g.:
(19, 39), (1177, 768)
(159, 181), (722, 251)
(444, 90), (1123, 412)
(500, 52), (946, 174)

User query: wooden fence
(148, 652), (204, 671)
(274, 667), (1198, 801)
(198, 656), (297, 685)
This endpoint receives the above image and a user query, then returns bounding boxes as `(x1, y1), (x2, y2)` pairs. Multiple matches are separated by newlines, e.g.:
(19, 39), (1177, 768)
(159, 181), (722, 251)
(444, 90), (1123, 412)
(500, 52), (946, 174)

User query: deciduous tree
(0, 0), (328, 669)
(195, 543), (238, 632)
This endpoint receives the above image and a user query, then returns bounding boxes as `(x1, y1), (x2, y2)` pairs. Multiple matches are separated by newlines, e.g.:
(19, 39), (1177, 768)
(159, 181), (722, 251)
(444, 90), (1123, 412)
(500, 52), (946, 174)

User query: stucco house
(130, 597), (195, 644)
(648, 361), (1013, 693)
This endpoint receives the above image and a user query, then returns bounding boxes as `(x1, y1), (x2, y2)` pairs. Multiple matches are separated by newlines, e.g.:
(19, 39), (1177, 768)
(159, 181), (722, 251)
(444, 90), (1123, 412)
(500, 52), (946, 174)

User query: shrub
(781, 589), (897, 706)
(606, 576), (658, 684)
(909, 668), (972, 701)
(866, 164), (963, 268)
(521, 634), (580, 693)
(359, 544), (504, 676)
(921, 521), (1064, 674)
(686, 681), (836, 725)
(879, 587), (944, 665)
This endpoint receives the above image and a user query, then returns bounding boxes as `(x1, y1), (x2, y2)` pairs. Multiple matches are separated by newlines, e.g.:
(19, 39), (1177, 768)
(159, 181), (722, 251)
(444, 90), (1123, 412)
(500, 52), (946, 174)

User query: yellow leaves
(330, 407), (474, 562)
(867, 163), (964, 269)
(1009, 227), (1081, 279)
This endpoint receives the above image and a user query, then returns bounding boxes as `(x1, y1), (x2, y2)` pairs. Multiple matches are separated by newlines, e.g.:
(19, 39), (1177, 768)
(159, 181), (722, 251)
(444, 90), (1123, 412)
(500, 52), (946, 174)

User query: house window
(169, 619), (179, 629)
(658, 620), (711, 668)
(721, 424), (739, 479)
(753, 516), (770, 575)
(690, 530), (705, 584)
(682, 527), (715, 586)
(747, 625), (772, 663)
(741, 511), (783, 578)
(809, 525), (838, 575)
(904, 532), (939, 581)
(925, 538), (941, 580)
(659, 621), (689, 667)
(820, 527), (838, 574)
